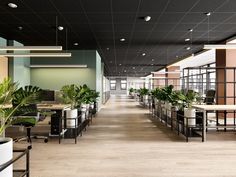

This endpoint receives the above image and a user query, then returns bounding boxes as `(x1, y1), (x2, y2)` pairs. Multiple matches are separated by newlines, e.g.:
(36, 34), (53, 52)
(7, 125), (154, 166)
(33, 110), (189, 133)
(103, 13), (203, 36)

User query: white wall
(170, 49), (215, 70)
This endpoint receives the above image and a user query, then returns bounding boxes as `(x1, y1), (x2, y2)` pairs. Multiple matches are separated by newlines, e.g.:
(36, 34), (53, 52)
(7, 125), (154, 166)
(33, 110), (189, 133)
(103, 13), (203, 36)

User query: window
(121, 80), (127, 90)
(110, 80), (116, 90)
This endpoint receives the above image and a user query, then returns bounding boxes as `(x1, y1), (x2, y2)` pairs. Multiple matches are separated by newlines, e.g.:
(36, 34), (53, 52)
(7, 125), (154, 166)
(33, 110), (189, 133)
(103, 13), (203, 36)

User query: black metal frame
(0, 146), (30, 177)
(151, 99), (203, 142)
(182, 66), (236, 131)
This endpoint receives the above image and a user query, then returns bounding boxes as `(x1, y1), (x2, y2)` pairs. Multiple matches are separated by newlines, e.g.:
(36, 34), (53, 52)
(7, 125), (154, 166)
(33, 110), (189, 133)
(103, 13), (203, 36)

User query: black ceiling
(0, 0), (236, 76)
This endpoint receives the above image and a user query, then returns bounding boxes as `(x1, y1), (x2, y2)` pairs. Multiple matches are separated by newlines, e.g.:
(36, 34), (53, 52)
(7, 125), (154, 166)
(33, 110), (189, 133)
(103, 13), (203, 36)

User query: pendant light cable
(56, 16), (58, 46)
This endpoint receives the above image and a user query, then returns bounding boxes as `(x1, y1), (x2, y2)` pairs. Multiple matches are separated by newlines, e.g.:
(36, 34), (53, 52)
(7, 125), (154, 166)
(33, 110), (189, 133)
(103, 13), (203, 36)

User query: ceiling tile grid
(0, 0), (236, 76)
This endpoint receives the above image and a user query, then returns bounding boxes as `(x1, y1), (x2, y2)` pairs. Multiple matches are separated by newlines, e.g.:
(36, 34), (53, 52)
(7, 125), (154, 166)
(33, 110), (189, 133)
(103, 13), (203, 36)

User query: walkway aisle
(18, 95), (236, 177)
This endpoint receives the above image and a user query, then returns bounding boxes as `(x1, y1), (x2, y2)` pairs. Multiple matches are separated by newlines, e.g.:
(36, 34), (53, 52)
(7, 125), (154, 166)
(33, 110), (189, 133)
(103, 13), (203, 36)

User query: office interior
(1, 0), (236, 177)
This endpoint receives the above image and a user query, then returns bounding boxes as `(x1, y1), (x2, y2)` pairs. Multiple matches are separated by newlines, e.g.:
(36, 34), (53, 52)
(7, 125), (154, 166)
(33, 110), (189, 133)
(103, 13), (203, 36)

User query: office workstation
(2, 0), (236, 177)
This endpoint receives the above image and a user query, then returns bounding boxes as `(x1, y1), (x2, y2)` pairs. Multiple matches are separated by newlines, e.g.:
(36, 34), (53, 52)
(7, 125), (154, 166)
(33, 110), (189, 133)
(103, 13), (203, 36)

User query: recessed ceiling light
(124, 70), (126, 72)
(58, 26), (64, 31)
(144, 16), (151, 22)
(106, 47), (109, 50)
(119, 63), (122, 66)
(205, 12), (211, 16)
(151, 59), (154, 61)
(8, 3), (17, 8)
(133, 67), (135, 69)
(120, 38), (125, 42)
(185, 38), (190, 42)
(74, 42), (78, 46)
(18, 26), (23, 30)
(188, 29), (193, 32)
(142, 53), (146, 56)
(186, 47), (191, 50)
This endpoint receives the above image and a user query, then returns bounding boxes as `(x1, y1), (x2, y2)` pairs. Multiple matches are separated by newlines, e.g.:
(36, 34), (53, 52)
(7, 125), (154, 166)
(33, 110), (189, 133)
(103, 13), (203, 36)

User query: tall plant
(61, 84), (78, 109)
(0, 78), (42, 136)
(76, 84), (92, 105)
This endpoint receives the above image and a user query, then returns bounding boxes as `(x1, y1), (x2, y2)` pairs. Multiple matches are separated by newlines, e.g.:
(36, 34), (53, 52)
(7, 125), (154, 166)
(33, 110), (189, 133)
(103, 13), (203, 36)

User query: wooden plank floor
(14, 95), (236, 177)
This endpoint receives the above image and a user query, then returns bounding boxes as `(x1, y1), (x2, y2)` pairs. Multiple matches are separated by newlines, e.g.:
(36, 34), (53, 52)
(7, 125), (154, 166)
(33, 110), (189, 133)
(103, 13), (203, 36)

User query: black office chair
(196, 90), (216, 125)
(13, 104), (48, 145)
(204, 90), (216, 105)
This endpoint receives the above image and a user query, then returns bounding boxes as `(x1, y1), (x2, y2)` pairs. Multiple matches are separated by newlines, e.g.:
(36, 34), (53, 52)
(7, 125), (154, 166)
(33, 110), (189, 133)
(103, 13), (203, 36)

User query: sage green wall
(31, 68), (96, 90)
(30, 50), (97, 90)
(96, 51), (104, 110)
(8, 40), (30, 88)
(0, 37), (6, 46)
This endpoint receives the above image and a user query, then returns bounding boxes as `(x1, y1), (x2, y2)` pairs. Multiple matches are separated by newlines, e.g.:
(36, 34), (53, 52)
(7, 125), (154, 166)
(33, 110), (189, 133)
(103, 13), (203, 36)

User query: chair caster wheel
(44, 139), (48, 143)
(28, 145), (32, 150)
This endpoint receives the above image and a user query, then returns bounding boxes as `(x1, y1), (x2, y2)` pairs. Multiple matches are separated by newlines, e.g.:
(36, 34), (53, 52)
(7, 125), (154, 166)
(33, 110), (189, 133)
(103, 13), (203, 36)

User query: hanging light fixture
(202, 12), (236, 49)
(0, 16), (72, 57)
(0, 53), (71, 57)
(29, 64), (87, 68)
(203, 44), (236, 49)
(0, 46), (62, 51)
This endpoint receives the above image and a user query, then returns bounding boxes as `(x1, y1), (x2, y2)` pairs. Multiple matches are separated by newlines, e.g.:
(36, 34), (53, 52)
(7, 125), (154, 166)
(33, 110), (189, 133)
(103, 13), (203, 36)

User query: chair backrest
(204, 90), (215, 105)
(14, 104), (38, 116)
(12, 104), (39, 126)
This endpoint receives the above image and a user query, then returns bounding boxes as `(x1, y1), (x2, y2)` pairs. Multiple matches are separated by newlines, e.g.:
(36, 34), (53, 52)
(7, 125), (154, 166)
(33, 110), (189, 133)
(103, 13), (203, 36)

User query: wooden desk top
(0, 104), (71, 110)
(37, 104), (71, 110)
(192, 104), (236, 111)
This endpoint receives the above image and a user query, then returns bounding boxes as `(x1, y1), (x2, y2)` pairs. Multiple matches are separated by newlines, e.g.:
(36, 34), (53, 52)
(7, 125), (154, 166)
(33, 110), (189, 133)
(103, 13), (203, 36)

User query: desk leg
(224, 110), (227, 132)
(202, 110), (206, 142)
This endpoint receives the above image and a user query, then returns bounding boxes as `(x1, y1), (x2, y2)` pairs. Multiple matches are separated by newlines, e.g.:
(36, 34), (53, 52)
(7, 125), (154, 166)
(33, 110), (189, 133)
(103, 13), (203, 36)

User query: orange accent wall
(167, 66), (180, 90)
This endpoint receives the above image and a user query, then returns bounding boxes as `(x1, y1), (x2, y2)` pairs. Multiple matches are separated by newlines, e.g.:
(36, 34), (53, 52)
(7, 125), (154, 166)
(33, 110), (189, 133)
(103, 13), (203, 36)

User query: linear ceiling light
(0, 46), (62, 51)
(151, 71), (181, 74)
(0, 53), (71, 57)
(204, 44), (236, 49)
(140, 77), (166, 79)
(30, 65), (87, 68)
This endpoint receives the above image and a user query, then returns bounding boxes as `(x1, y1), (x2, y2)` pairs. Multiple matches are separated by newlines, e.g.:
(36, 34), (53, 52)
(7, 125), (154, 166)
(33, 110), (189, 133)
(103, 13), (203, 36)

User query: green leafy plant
(183, 90), (199, 108)
(61, 84), (79, 109)
(139, 87), (149, 96)
(151, 88), (162, 100)
(76, 84), (92, 105)
(89, 90), (100, 103)
(61, 84), (100, 108)
(12, 85), (42, 116)
(129, 88), (134, 95)
(0, 78), (42, 136)
(152, 85), (174, 102)
(169, 90), (186, 108)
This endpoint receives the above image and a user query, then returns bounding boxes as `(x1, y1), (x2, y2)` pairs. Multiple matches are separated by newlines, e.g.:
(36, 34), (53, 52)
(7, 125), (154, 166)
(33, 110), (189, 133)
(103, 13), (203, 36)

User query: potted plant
(89, 90), (99, 113)
(129, 88), (134, 97)
(183, 90), (199, 126)
(159, 85), (174, 117)
(169, 90), (186, 111)
(0, 78), (41, 177)
(139, 88), (149, 104)
(61, 84), (79, 128)
(75, 84), (91, 122)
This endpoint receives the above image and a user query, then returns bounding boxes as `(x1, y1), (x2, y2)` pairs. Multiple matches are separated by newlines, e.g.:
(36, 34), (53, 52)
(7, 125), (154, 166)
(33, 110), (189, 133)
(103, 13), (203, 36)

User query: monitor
(40, 90), (55, 102)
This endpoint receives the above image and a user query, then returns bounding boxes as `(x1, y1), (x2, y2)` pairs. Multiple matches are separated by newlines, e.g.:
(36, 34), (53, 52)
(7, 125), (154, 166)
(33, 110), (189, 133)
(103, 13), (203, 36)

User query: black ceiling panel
(0, 0), (236, 77)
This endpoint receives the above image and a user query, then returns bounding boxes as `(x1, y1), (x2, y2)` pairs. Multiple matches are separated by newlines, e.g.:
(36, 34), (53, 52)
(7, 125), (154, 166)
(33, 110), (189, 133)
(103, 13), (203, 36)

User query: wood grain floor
(14, 95), (236, 177)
